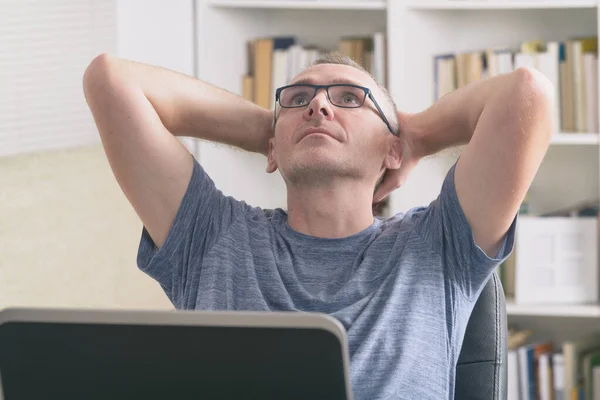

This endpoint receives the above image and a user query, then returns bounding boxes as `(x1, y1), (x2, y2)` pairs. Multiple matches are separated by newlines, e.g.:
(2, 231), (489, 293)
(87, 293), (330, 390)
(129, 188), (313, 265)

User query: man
(82, 51), (553, 399)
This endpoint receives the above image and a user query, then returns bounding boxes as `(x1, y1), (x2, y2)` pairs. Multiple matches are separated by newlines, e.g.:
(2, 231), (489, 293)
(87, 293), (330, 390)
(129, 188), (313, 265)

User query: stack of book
(434, 37), (599, 134)
(508, 328), (600, 400)
(242, 33), (387, 110)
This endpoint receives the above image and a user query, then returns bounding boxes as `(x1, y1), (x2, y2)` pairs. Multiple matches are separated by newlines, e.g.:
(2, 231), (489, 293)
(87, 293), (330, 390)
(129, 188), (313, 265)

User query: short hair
(310, 52), (399, 134)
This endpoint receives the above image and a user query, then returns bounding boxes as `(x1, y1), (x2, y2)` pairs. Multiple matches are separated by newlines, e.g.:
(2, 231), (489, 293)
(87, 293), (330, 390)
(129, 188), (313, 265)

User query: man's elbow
(82, 53), (118, 103)
(510, 66), (556, 141)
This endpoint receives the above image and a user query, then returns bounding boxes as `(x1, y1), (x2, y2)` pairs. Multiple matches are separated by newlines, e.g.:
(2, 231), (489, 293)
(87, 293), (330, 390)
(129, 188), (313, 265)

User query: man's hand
(373, 111), (422, 204)
(380, 68), (553, 257)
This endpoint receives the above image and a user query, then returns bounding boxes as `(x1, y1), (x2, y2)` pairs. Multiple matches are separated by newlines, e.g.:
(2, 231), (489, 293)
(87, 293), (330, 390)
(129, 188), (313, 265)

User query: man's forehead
(290, 63), (376, 88)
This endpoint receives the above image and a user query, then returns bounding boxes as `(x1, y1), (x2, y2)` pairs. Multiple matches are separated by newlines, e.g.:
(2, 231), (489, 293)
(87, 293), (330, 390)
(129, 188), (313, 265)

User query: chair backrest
(455, 271), (508, 400)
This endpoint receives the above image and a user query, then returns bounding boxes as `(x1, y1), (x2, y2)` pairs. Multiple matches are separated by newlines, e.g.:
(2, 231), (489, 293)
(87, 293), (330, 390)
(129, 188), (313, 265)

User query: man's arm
(83, 53), (273, 248)
(407, 67), (554, 257)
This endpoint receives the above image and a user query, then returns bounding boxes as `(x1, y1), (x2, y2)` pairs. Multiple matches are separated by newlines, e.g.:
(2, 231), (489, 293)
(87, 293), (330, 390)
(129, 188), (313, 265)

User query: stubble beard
(284, 153), (362, 189)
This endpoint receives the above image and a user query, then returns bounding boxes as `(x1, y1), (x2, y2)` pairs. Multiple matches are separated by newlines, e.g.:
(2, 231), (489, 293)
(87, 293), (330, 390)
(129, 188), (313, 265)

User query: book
(433, 36), (598, 134)
(243, 34), (388, 110)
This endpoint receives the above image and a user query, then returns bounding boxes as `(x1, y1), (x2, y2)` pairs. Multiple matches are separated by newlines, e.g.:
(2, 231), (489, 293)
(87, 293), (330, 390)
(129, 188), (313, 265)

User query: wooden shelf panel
(507, 301), (600, 317)
(551, 133), (600, 145)
(209, 0), (387, 10)
(409, 1), (597, 10)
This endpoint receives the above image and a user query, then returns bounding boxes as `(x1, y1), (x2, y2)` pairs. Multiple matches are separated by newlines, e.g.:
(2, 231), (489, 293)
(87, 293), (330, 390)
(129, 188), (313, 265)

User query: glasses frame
(274, 83), (396, 136)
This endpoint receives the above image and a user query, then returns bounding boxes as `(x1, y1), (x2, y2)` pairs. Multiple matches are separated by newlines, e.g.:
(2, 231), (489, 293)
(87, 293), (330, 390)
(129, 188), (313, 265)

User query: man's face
(267, 63), (401, 188)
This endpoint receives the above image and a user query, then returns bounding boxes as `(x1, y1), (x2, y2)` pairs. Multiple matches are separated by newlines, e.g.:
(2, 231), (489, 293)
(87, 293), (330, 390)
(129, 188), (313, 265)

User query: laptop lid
(0, 307), (352, 400)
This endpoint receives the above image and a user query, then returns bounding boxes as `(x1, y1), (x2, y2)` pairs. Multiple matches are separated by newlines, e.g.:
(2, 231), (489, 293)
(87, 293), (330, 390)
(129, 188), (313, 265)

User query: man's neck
(285, 181), (376, 239)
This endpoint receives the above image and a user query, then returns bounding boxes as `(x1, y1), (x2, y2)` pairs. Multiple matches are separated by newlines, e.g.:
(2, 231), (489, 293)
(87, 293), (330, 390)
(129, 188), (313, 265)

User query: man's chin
(293, 152), (340, 171)
(296, 145), (341, 162)
(284, 156), (356, 185)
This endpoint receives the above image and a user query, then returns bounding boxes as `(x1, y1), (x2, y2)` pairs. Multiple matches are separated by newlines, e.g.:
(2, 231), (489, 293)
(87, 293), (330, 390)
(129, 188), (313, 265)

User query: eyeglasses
(274, 83), (396, 136)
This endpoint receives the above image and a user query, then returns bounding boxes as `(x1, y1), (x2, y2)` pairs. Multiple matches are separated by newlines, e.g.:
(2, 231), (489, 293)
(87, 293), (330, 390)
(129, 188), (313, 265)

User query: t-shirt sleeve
(136, 155), (247, 307)
(415, 161), (517, 299)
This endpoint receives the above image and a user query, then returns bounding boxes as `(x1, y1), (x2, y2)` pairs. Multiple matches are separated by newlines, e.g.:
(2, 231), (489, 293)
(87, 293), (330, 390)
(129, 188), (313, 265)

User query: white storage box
(514, 216), (599, 305)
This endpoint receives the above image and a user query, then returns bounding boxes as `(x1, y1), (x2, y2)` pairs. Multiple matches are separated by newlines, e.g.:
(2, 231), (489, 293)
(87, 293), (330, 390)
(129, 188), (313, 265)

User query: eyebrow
(290, 77), (365, 87)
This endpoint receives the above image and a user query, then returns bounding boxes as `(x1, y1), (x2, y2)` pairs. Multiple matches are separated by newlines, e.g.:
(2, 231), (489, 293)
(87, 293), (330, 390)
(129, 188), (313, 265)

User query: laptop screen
(0, 320), (349, 400)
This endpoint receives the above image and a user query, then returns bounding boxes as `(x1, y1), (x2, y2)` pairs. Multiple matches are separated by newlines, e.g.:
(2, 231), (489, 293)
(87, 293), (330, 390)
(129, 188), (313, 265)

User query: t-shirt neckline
(275, 209), (382, 245)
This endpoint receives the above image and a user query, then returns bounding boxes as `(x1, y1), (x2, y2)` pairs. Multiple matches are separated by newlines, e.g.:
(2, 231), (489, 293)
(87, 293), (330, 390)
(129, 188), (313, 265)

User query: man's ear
(266, 137), (278, 173)
(384, 136), (403, 170)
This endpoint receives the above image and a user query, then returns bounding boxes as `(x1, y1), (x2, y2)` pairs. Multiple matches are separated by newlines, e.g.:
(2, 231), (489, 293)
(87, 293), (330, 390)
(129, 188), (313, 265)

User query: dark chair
(455, 271), (508, 400)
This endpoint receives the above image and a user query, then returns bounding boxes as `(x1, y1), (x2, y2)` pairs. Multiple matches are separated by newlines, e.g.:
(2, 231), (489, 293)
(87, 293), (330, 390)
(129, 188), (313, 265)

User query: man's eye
(342, 94), (359, 104)
(292, 96), (308, 105)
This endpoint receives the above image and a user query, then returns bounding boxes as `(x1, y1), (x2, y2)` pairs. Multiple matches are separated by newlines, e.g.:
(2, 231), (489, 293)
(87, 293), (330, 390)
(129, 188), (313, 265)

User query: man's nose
(303, 89), (334, 120)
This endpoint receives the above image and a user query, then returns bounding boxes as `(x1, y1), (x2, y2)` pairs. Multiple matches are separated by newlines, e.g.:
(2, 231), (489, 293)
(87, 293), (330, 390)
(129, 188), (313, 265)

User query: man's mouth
(300, 127), (340, 142)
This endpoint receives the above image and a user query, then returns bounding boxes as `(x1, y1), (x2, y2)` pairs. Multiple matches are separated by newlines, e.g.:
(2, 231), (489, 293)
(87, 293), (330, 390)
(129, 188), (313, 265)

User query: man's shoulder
(382, 203), (432, 227)
(226, 204), (287, 233)
(249, 206), (286, 224)
(370, 206), (434, 245)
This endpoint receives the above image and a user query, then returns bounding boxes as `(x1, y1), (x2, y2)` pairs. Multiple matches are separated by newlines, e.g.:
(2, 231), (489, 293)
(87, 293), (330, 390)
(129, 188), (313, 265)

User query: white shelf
(209, 0), (387, 10)
(409, 1), (597, 10)
(551, 133), (600, 145)
(506, 301), (600, 317)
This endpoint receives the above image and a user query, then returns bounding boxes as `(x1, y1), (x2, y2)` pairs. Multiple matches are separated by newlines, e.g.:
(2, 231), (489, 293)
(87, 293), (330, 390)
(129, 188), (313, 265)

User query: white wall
(1, 0), (196, 311)
(116, 0), (195, 75)
(0, 145), (172, 310)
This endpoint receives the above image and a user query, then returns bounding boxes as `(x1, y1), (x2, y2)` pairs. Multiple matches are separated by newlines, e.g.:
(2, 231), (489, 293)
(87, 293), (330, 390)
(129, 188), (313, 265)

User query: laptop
(0, 307), (352, 400)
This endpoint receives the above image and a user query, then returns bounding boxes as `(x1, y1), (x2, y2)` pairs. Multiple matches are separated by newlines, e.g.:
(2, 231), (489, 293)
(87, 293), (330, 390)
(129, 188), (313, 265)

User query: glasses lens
(279, 85), (315, 107)
(329, 85), (365, 108)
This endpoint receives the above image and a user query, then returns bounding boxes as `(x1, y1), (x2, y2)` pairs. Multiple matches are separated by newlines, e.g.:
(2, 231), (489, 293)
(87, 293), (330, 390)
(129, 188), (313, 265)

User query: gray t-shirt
(137, 156), (516, 400)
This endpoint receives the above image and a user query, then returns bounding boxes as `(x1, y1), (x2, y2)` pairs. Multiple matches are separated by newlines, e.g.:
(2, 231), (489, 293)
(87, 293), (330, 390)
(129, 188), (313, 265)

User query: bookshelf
(507, 301), (600, 318)
(194, 1), (600, 395)
(551, 133), (600, 144)
(209, 0), (387, 10)
(408, 1), (597, 10)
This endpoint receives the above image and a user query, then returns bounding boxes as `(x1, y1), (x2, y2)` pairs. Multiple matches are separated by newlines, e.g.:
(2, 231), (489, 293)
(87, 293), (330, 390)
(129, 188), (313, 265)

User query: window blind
(0, 0), (116, 157)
